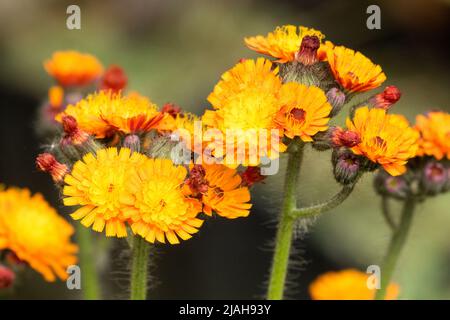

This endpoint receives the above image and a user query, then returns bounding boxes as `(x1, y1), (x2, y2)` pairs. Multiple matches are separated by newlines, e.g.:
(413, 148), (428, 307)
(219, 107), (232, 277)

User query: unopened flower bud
(241, 166), (266, 187)
(370, 86), (401, 110)
(326, 88), (346, 116)
(60, 115), (101, 157)
(161, 103), (182, 118)
(61, 115), (89, 145)
(421, 161), (447, 195)
(295, 35), (320, 66)
(5, 251), (25, 266)
(36, 153), (68, 183)
(330, 127), (361, 148)
(100, 65), (127, 93)
(185, 165), (209, 196)
(333, 150), (361, 185)
(123, 134), (141, 152)
(374, 170), (409, 199)
(0, 264), (15, 289)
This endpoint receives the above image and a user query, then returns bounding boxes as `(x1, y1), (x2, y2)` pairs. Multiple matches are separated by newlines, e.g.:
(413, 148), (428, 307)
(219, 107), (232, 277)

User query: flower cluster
(37, 51), (254, 245)
(375, 110), (450, 199)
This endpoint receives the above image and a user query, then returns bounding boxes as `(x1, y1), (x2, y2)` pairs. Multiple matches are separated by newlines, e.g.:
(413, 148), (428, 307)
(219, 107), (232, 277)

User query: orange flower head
(187, 164), (252, 219)
(309, 269), (399, 300)
(0, 188), (78, 282)
(415, 111), (450, 160)
(275, 83), (332, 141)
(346, 107), (419, 176)
(125, 158), (203, 244)
(44, 51), (103, 86)
(326, 46), (386, 92)
(56, 91), (168, 138)
(244, 25), (325, 63)
(204, 58), (286, 167)
(62, 148), (147, 237)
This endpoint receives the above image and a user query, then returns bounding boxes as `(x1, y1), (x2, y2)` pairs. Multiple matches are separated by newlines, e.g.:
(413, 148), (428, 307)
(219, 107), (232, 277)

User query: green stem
(381, 196), (396, 230)
(375, 198), (416, 300)
(130, 235), (150, 300)
(267, 140), (304, 300)
(290, 182), (357, 219)
(76, 224), (100, 300)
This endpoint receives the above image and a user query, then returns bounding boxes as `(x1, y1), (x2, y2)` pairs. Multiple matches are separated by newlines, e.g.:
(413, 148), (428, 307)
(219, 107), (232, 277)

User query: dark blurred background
(0, 0), (449, 299)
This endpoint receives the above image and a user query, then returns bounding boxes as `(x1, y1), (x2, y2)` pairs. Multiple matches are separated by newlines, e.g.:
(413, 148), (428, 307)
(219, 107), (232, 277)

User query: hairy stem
(267, 140), (304, 300)
(290, 182), (357, 219)
(76, 224), (100, 300)
(375, 198), (416, 300)
(130, 235), (150, 300)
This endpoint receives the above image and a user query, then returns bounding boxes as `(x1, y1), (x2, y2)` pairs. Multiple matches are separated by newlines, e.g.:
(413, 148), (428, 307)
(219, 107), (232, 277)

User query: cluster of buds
(375, 158), (450, 200)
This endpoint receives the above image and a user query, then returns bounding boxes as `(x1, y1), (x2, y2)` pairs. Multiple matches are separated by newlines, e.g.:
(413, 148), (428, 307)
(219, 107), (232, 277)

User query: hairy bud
(330, 127), (361, 148)
(123, 134), (141, 153)
(295, 35), (320, 65)
(326, 88), (346, 116)
(100, 65), (127, 93)
(241, 166), (266, 187)
(370, 86), (401, 110)
(36, 153), (68, 183)
(421, 161), (447, 195)
(0, 265), (15, 289)
(333, 149), (361, 185)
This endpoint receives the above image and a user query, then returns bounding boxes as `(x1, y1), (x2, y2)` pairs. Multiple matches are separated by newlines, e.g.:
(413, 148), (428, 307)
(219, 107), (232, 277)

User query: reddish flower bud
(185, 165), (209, 196)
(326, 88), (346, 116)
(331, 127), (361, 148)
(5, 251), (25, 266)
(100, 65), (128, 93)
(36, 153), (68, 183)
(61, 115), (90, 145)
(422, 161), (447, 195)
(123, 134), (141, 152)
(295, 35), (320, 65)
(238, 58), (247, 63)
(0, 264), (15, 289)
(161, 103), (182, 118)
(371, 86), (401, 110)
(333, 150), (361, 185)
(241, 166), (266, 187)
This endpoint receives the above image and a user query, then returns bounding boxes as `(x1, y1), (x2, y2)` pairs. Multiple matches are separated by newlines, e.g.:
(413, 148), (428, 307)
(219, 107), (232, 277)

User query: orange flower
(415, 111), (450, 160)
(326, 46), (386, 92)
(275, 83), (332, 141)
(0, 188), (77, 281)
(203, 58), (286, 167)
(125, 158), (203, 244)
(185, 164), (252, 219)
(44, 51), (103, 86)
(56, 91), (170, 138)
(346, 107), (419, 176)
(63, 148), (147, 237)
(244, 25), (326, 63)
(309, 269), (399, 300)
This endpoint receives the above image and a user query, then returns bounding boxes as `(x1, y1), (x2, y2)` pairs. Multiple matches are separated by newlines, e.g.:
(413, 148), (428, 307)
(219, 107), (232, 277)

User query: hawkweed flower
(185, 164), (252, 219)
(326, 46), (386, 93)
(309, 269), (399, 300)
(0, 188), (78, 281)
(203, 58), (286, 166)
(57, 91), (171, 138)
(99, 65), (128, 93)
(125, 158), (203, 244)
(44, 51), (103, 87)
(415, 111), (450, 160)
(62, 147), (147, 237)
(345, 106), (419, 176)
(244, 25), (326, 63)
(275, 83), (332, 141)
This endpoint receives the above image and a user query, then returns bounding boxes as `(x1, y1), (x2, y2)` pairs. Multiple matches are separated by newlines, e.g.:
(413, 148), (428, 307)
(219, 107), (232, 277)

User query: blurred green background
(0, 0), (449, 299)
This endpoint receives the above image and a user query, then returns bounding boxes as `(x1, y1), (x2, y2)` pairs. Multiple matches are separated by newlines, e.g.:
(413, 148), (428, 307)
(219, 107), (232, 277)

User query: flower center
(290, 108), (306, 122)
